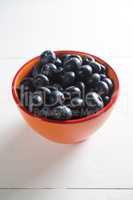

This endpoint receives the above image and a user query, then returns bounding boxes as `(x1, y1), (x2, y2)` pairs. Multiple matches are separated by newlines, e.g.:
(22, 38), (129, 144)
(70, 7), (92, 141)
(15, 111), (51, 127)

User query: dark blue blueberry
(61, 71), (75, 87)
(40, 50), (56, 64)
(36, 87), (51, 105)
(95, 81), (109, 96)
(20, 77), (34, 92)
(48, 90), (65, 106)
(32, 93), (43, 106)
(51, 105), (72, 120)
(33, 74), (49, 88)
(82, 55), (95, 64)
(52, 83), (63, 91)
(100, 73), (107, 80)
(57, 67), (63, 73)
(41, 63), (57, 78)
(63, 57), (81, 73)
(100, 64), (106, 74)
(39, 107), (51, 118)
(55, 58), (62, 67)
(89, 61), (101, 73)
(31, 62), (43, 77)
(85, 92), (104, 112)
(62, 54), (71, 63)
(103, 96), (110, 105)
(78, 65), (93, 80)
(75, 82), (85, 100)
(47, 85), (58, 91)
(103, 78), (114, 91)
(63, 54), (82, 65)
(32, 108), (41, 116)
(28, 92), (43, 113)
(37, 86), (51, 95)
(50, 69), (63, 83)
(70, 55), (82, 65)
(65, 86), (81, 98)
(87, 73), (101, 86)
(19, 89), (31, 108)
(71, 97), (84, 108)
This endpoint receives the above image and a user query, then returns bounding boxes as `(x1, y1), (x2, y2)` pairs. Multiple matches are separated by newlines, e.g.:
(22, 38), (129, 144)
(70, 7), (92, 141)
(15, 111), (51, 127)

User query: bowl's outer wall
(12, 51), (119, 144)
(19, 105), (113, 144)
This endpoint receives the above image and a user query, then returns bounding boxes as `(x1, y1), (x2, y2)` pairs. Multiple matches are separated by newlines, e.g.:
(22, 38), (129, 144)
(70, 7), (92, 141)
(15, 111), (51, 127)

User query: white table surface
(0, 0), (133, 199)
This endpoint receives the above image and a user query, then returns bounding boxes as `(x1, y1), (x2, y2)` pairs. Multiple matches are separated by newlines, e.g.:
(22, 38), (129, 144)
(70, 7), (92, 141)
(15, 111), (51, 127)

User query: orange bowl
(12, 51), (119, 144)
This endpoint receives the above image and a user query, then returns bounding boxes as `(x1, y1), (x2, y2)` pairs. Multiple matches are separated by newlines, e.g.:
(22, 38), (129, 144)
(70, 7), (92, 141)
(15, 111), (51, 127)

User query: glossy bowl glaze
(12, 51), (119, 144)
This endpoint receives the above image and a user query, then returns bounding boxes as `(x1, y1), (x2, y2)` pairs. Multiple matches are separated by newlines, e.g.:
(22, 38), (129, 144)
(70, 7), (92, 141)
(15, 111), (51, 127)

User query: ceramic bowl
(12, 51), (119, 144)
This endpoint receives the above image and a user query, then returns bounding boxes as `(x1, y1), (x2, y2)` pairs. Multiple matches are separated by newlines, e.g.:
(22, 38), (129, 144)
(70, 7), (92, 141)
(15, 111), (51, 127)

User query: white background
(0, 0), (133, 199)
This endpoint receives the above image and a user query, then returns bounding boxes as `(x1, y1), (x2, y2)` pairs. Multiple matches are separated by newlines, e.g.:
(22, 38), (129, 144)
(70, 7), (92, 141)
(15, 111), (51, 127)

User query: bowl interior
(12, 50), (119, 124)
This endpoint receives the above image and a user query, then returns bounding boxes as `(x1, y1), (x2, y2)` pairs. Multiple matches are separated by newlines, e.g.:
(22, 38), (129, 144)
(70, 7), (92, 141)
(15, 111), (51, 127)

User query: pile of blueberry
(18, 50), (114, 120)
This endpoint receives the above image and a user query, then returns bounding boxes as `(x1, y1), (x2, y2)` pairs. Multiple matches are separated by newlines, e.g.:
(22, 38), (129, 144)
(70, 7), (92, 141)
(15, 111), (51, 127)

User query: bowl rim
(12, 50), (120, 124)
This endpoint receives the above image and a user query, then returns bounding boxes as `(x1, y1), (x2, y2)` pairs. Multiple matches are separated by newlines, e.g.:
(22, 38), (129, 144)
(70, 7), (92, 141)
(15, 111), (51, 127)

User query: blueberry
(87, 73), (101, 86)
(51, 105), (72, 120)
(37, 86), (51, 95)
(75, 81), (85, 90)
(19, 77), (34, 92)
(28, 93), (43, 113)
(31, 62), (43, 77)
(61, 71), (75, 87)
(48, 90), (65, 106)
(41, 63), (57, 77)
(65, 86), (81, 98)
(62, 54), (71, 63)
(103, 96), (110, 105)
(30, 107), (41, 116)
(70, 55), (82, 65)
(63, 93), (71, 106)
(52, 83), (63, 91)
(32, 93), (43, 106)
(36, 87), (51, 105)
(33, 74), (49, 88)
(100, 73), (106, 80)
(94, 81), (109, 96)
(100, 64), (106, 74)
(55, 58), (62, 67)
(71, 97), (84, 108)
(75, 81), (85, 95)
(89, 61), (101, 73)
(51, 70), (63, 83)
(47, 85), (58, 91)
(82, 55), (95, 64)
(78, 65), (92, 80)
(63, 57), (81, 73)
(85, 92), (104, 112)
(62, 54), (82, 65)
(40, 50), (56, 64)
(19, 89), (30, 108)
(103, 78), (114, 91)
(57, 67), (63, 73)
(39, 107), (51, 118)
